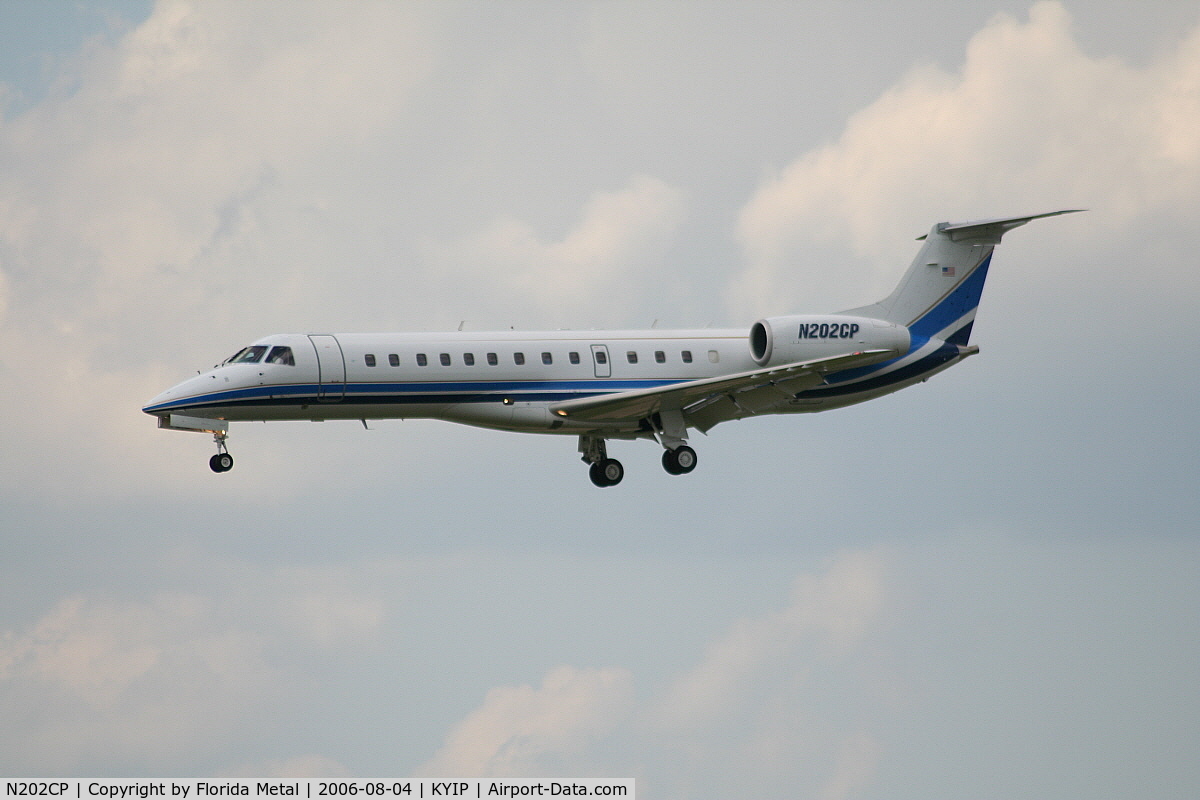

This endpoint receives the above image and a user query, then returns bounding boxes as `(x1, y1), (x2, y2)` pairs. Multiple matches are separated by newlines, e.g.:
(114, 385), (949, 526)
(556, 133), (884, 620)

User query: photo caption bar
(2, 781), (634, 800)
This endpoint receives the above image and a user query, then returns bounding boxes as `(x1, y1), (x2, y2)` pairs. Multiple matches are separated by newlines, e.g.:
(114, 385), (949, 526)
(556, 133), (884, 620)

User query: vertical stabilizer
(844, 210), (1081, 345)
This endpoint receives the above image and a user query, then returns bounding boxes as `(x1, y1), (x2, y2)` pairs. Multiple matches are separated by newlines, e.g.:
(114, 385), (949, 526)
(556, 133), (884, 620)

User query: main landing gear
(662, 445), (697, 475)
(580, 435), (623, 487)
(589, 458), (625, 488)
(578, 435), (698, 487)
(209, 431), (234, 473)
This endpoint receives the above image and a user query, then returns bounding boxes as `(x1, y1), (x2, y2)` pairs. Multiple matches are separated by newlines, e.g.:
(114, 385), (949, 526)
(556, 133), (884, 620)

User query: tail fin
(845, 210), (1082, 345)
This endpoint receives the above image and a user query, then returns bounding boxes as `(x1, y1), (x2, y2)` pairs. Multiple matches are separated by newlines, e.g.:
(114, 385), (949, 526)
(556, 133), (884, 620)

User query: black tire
(210, 453), (234, 473)
(590, 458), (624, 487)
(589, 462), (608, 487)
(662, 446), (696, 475)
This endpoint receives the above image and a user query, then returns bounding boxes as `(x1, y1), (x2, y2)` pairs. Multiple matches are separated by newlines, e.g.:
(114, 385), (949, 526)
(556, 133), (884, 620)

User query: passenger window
(542, 352), (552, 365)
(364, 354), (376, 367)
(627, 351), (638, 364)
(655, 350), (665, 364)
(389, 354), (400, 367)
(682, 350), (693, 363)
(464, 353), (475, 366)
(514, 352), (525, 365)
(569, 351), (580, 365)
(708, 350), (720, 363)
(595, 350), (608, 364)
(266, 346), (295, 366)
(417, 353), (428, 366)
(487, 352), (498, 366)
(440, 353), (451, 366)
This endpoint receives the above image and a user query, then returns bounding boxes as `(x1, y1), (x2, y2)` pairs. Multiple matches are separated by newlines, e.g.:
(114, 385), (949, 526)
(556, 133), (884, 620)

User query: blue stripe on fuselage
(797, 339), (963, 400)
(143, 378), (683, 415)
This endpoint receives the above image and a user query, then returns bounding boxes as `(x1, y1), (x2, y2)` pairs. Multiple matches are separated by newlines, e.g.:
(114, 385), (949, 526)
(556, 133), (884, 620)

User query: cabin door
(309, 335), (346, 401)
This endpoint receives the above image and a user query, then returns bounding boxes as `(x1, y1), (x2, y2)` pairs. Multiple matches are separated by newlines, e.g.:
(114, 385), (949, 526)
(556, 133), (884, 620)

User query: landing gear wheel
(209, 453), (234, 473)
(673, 445), (696, 473)
(662, 445), (697, 475)
(589, 458), (624, 487)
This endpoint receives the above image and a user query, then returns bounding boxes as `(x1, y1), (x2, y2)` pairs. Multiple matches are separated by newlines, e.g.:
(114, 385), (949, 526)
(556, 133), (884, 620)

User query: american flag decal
(942, 266), (956, 277)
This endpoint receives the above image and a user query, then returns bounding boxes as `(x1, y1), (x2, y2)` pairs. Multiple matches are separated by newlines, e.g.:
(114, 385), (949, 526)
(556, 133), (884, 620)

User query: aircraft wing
(549, 348), (898, 425)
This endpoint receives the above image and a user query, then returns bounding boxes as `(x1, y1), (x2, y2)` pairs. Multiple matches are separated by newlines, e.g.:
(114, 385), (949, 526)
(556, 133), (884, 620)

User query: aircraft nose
(143, 385), (179, 415)
(143, 373), (202, 415)
(144, 370), (228, 416)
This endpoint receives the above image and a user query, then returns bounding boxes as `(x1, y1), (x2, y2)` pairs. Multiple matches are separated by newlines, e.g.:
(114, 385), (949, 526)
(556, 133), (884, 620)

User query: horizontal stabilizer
(919, 209), (1084, 243)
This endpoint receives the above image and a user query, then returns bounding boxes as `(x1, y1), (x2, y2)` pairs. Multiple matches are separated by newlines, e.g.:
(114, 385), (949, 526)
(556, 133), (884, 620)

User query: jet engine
(749, 315), (909, 367)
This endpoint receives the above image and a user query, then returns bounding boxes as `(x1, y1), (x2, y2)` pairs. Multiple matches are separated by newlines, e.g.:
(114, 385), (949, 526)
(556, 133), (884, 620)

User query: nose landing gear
(209, 431), (234, 473)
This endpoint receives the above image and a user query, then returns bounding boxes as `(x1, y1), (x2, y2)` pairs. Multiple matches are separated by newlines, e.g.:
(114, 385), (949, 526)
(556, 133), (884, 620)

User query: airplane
(143, 210), (1079, 486)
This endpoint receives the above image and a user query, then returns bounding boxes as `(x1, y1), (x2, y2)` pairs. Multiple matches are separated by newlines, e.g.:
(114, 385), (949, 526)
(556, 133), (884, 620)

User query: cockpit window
(226, 345), (268, 364)
(266, 346), (295, 366)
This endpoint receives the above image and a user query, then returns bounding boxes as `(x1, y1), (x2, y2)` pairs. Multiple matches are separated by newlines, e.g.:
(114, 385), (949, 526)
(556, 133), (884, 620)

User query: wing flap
(549, 348), (897, 423)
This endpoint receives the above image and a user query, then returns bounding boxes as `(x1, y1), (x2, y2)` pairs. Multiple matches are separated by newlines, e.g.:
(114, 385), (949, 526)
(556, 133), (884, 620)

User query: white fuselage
(142, 320), (935, 439)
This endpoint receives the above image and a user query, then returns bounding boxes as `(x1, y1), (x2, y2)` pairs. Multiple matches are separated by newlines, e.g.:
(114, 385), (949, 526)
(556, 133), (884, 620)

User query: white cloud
(1, 595), (167, 710)
(733, 1), (1200, 316)
(417, 551), (892, 794)
(280, 591), (386, 648)
(428, 174), (686, 327)
(656, 549), (886, 727)
(0, 559), (396, 774)
(0, 1), (437, 498)
(818, 732), (881, 800)
(0, 593), (283, 771)
(271, 565), (389, 648)
(3, 0), (433, 304)
(414, 664), (634, 779)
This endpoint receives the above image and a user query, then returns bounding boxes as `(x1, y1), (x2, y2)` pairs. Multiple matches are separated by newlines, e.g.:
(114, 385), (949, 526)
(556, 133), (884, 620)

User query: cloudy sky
(2, 0), (1198, 796)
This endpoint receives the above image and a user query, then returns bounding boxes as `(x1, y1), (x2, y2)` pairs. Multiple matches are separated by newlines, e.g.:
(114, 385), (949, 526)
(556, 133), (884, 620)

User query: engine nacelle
(749, 314), (909, 366)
